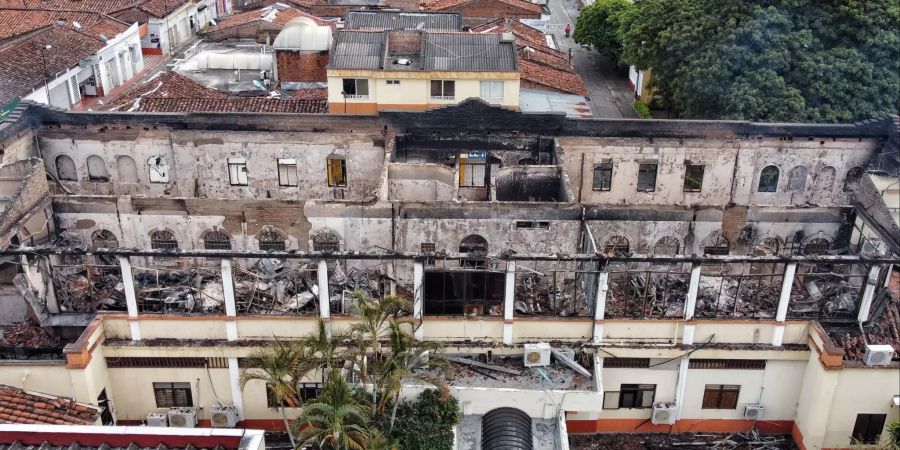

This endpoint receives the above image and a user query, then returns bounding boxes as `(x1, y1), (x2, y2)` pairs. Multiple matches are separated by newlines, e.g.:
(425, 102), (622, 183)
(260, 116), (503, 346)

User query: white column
(857, 265), (882, 322)
(228, 357), (244, 420)
(503, 262), (515, 344)
(592, 271), (608, 344)
(317, 260), (331, 337)
(772, 262), (797, 346)
(674, 357), (689, 419)
(118, 256), (141, 341)
(222, 258), (238, 341)
(682, 262), (701, 345)
(413, 261), (424, 341)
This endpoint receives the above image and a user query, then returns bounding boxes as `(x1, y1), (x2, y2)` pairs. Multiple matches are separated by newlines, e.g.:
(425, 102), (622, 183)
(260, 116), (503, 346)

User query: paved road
(545, 0), (638, 118)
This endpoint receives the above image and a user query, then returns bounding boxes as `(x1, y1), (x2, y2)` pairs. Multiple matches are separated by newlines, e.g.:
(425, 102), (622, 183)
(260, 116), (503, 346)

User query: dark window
(312, 231), (340, 252)
(683, 164), (704, 192)
(604, 235), (630, 256)
(55, 154), (77, 181)
(637, 164), (658, 192)
(259, 228), (286, 251)
(342, 78), (369, 97)
(654, 236), (680, 255)
(515, 221), (550, 229)
(97, 389), (114, 425)
(204, 230), (231, 250)
(593, 163), (613, 191)
(326, 157), (347, 187)
(803, 238), (830, 255)
(843, 166), (864, 191)
(689, 359), (766, 369)
(430, 80), (455, 99)
(619, 384), (656, 408)
(266, 382), (322, 408)
(701, 384), (740, 409)
(421, 242), (435, 266)
(153, 382), (193, 408)
(758, 165), (779, 192)
(602, 358), (650, 368)
(150, 230), (178, 250)
(423, 270), (505, 316)
(852, 413), (886, 445)
(459, 234), (488, 269)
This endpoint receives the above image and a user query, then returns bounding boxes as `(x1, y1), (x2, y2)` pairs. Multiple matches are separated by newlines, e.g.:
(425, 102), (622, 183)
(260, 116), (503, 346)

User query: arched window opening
(843, 167), (864, 192)
(312, 231), (341, 252)
(147, 156), (169, 183)
(604, 235), (630, 256)
(654, 236), (680, 255)
(758, 165), (779, 192)
(150, 230), (178, 250)
(117, 155), (139, 183)
(459, 234), (487, 269)
(787, 165), (808, 192)
(55, 154), (77, 181)
(86, 155), (109, 182)
(204, 229), (231, 250)
(804, 237), (830, 255)
(259, 227), (286, 251)
(815, 166), (836, 192)
(92, 230), (119, 249)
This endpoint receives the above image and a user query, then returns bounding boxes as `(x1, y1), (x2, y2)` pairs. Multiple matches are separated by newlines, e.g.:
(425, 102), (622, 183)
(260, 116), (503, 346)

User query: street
(545, 0), (638, 118)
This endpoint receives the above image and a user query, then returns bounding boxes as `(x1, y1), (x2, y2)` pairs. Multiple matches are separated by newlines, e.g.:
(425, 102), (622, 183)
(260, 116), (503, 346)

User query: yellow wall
(107, 367), (233, 421)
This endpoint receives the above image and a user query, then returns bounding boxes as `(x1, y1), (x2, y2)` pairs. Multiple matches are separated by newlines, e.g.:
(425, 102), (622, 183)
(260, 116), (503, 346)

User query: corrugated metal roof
(328, 31), (386, 69)
(345, 10), (462, 31)
(423, 33), (517, 72)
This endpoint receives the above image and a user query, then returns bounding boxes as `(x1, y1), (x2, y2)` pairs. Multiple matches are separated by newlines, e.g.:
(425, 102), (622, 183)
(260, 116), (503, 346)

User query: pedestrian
(565, 24), (572, 38)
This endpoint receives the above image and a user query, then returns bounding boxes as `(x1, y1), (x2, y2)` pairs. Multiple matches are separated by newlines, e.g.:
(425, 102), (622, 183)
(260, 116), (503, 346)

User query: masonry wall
(276, 51), (329, 82)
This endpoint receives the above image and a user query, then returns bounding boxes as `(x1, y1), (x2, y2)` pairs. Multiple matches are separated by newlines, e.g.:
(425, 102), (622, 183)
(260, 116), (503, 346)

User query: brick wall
(0, 160), (50, 248)
(721, 205), (748, 247)
(276, 51), (329, 83)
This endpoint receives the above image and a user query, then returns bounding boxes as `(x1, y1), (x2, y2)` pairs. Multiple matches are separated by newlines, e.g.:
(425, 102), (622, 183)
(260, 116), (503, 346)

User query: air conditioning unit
(651, 402), (677, 425)
(167, 407), (198, 428)
(864, 344), (895, 366)
(146, 412), (168, 427)
(744, 404), (765, 420)
(210, 404), (238, 428)
(523, 342), (551, 367)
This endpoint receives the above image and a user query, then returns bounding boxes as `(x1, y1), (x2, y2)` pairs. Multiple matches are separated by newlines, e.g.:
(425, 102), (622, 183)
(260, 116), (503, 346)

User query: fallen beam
(446, 356), (522, 375)
(550, 348), (593, 378)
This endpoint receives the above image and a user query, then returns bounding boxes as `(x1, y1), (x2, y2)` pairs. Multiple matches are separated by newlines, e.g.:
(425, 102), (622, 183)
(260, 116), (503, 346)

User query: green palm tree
(301, 317), (351, 371)
(348, 295), (411, 405)
(295, 369), (371, 450)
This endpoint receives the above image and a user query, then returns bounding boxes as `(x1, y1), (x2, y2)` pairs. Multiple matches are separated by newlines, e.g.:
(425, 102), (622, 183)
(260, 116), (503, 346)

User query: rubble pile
(606, 272), (688, 318)
(514, 272), (591, 316)
(53, 266), (126, 312)
(135, 267), (224, 314)
(696, 277), (779, 319)
(0, 317), (58, 348)
(828, 286), (900, 362)
(789, 274), (859, 319)
(570, 430), (799, 450)
(435, 353), (593, 390)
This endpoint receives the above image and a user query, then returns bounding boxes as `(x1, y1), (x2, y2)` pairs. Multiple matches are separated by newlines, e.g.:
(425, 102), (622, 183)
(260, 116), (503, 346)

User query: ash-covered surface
(826, 280), (900, 364)
(569, 431), (800, 450)
(426, 354), (594, 390)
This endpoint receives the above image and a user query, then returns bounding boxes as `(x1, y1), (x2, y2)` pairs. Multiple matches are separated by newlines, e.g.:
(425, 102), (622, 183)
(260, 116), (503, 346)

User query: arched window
(804, 237), (830, 255)
(814, 166), (836, 192)
(459, 234), (487, 269)
(604, 235), (630, 255)
(259, 227), (286, 251)
(753, 237), (781, 256)
(843, 166), (863, 192)
(147, 156), (169, 183)
(757, 165), (779, 192)
(203, 229), (231, 250)
(117, 156), (139, 183)
(86, 155), (109, 182)
(55, 154), (77, 181)
(312, 231), (340, 252)
(150, 230), (178, 250)
(702, 232), (730, 255)
(654, 236), (680, 255)
(787, 165), (808, 192)
(91, 229), (119, 249)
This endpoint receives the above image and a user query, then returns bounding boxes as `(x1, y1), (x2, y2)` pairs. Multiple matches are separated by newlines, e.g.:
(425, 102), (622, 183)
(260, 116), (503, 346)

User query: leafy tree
(378, 390), (460, 450)
(572, 0), (633, 64)
(617, 0), (900, 122)
(889, 420), (900, 450)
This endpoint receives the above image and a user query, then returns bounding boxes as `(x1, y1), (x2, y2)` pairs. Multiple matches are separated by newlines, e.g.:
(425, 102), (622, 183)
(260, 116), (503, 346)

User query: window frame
(683, 164), (704, 192)
(758, 165), (779, 193)
(479, 80), (504, 102)
(430, 80), (456, 100)
(326, 157), (347, 187)
(150, 230), (178, 250)
(618, 384), (656, 409)
(277, 158), (298, 187)
(852, 413), (887, 445)
(459, 154), (486, 188)
(227, 158), (249, 186)
(341, 78), (369, 98)
(153, 382), (193, 408)
(701, 384), (740, 409)
(592, 163), (613, 191)
(637, 163), (658, 192)
(386, 79), (400, 85)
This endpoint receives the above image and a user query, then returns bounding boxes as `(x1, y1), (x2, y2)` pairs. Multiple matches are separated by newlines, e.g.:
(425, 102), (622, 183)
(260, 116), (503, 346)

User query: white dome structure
(273, 17), (333, 51)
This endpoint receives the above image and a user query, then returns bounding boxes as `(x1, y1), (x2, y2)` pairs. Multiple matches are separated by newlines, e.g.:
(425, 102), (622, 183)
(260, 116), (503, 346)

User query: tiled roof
(289, 87), (327, 100)
(101, 71), (327, 113)
(0, 25), (105, 106)
(472, 17), (545, 48)
(0, 9), (129, 42)
(422, 0), (542, 15)
(345, 10), (462, 31)
(0, 0), (141, 14)
(138, 0), (190, 18)
(0, 385), (101, 425)
(520, 59), (588, 96)
(205, 5), (332, 33)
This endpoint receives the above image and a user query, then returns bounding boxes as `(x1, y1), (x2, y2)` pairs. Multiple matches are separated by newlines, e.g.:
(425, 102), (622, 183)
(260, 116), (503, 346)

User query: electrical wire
(647, 333), (716, 368)
(206, 361), (225, 405)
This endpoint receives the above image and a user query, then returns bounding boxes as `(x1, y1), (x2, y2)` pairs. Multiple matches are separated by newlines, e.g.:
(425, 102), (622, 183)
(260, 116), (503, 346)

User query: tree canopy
(572, 0), (633, 63)
(590, 0), (900, 122)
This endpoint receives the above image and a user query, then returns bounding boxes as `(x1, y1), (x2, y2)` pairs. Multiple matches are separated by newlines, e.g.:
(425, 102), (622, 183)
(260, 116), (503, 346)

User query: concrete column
(503, 262), (515, 345)
(682, 262), (702, 346)
(118, 256), (141, 341)
(317, 260), (331, 337)
(772, 262), (797, 346)
(674, 357), (689, 419)
(221, 258), (238, 341)
(592, 271), (608, 344)
(858, 265), (882, 323)
(413, 261), (424, 341)
(227, 357), (244, 420)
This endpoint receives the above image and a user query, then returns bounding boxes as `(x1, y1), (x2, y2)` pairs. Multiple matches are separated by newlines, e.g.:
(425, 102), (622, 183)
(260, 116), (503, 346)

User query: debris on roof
(570, 430), (799, 450)
(0, 385), (101, 425)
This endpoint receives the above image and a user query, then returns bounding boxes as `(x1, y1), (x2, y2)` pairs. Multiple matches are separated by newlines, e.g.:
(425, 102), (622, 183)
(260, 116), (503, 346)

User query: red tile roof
(0, 9), (129, 42)
(137, 0), (189, 18)
(0, 385), (101, 425)
(0, 0), (141, 14)
(289, 87), (327, 100)
(0, 25), (106, 105)
(205, 5), (332, 33)
(102, 71), (327, 113)
(423, 0), (542, 15)
(520, 59), (588, 96)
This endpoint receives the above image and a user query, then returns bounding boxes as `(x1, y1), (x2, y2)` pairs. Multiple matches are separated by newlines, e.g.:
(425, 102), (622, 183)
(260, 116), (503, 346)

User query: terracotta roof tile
(0, 0), (141, 14)
(0, 384), (100, 426)
(520, 59), (588, 96)
(288, 87), (326, 100)
(0, 9), (129, 42)
(205, 5), (332, 33)
(423, 0), (541, 15)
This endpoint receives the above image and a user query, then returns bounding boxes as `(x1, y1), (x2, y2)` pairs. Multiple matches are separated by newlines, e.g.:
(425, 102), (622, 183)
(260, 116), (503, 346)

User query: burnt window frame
(701, 384), (740, 409)
(843, 166), (864, 192)
(515, 221), (550, 230)
(55, 154), (78, 181)
(758, 165), (779, 192)
(150, 230), (178, 250)
(459, 234), (488, 269)
(421, 242), (436, 266)
(92, 229), (119, 249)
(637, 163), (658, 192)
(259, 227), (287, 252)
(203, 229), (232, 250)
(654, 236), (680, 255)
(592, 163), (613, 191)
(787, 165), (808, 192)
(604, 235), (630, 256)
(153, 382), (193, 408)
(683, 164), (704, 192)
(423, 270), (505, 316)
(312, 231), (341, 252)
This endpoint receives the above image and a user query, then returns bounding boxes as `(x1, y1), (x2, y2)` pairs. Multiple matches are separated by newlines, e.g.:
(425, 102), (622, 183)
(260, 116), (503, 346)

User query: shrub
(633, 101), (652, 119)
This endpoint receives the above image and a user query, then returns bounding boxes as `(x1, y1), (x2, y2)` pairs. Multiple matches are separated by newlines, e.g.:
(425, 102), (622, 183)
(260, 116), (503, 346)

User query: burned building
(0, 100), (897, 449)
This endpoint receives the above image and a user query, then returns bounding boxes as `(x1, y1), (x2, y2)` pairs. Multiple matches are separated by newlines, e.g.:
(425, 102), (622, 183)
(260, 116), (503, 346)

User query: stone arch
(312, 230), (341, 252)
(86, 155), (109, 182)
(203, 229), (231, 250)
(653, 236), (680, 255)
(117, 155), (139, 183)
(604, 235), (630, 255)
(259, 226), (286, 251)
(55, 154), (77, 181)
(149, 229), (178, 250)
